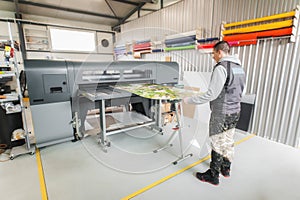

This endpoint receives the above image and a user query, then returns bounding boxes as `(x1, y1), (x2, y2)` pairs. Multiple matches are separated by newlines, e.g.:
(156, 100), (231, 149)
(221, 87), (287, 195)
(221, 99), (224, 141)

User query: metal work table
(78, 87), (158, 152)
(80, 88), (192, 164)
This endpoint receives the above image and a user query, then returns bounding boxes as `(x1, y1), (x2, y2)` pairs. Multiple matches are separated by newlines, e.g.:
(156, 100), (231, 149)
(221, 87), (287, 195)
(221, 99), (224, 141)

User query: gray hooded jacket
(186, 55), (245, 115)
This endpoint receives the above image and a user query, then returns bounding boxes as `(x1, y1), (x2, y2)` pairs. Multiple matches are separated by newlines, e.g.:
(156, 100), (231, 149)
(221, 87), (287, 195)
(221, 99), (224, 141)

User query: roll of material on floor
(164, 45), (196, 51)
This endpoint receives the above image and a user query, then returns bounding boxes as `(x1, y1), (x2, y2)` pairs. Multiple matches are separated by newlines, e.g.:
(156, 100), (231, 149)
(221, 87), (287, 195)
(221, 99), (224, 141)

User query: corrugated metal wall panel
(119, 0), (300, 147)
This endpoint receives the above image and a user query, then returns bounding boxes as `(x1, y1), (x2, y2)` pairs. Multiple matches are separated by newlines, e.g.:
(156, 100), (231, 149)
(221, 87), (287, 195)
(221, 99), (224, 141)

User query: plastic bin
(236, 94), (256, 132)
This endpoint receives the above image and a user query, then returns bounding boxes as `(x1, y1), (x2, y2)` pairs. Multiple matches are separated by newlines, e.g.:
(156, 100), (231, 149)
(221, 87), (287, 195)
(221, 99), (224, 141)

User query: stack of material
(114, 45), (126, 57)
(133, 40), (152, 53)
(222, 7), (299, 46)
(114, 43), (132, 58)
(164, 30), (202, 51)
(133, 39), (152, 58)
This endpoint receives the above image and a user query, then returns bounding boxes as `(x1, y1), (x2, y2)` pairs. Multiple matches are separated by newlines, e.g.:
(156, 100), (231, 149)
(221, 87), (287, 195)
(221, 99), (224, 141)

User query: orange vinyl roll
(256, 27), (293, 38)
(224, 27), (293, 46)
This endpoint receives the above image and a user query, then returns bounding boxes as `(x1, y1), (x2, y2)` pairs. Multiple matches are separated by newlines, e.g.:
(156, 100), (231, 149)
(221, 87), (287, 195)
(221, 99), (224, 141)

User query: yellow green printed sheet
(115, 83), (200, 100)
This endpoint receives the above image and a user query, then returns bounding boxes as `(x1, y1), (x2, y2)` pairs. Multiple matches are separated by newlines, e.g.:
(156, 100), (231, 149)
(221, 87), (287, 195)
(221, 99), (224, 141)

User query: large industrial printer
(24, 60), (180, 150)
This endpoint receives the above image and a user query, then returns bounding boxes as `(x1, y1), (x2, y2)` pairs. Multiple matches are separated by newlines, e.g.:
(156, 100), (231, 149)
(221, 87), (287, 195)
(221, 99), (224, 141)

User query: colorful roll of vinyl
(135, 39), (151, 44)
(164, 45), (195, 51)
(152, 49), (164, 53)
(197, 37), (219, 43)
(224, 27), (293, 41)
(197, 43), (215, 49)
(165, 30), (201, 40)
(228, 41), (240, 46)
(165, 35), (196, 46)
(224, 11), (295, 28)
(166, 41), (195, 48)
(222, 20), (293, 35)
(133, 42), (151, 49)
(114, 46), (126, 51)
(114, 48), (126, 54)
(224, 27), (293, 46)
(133, 47), (152, 52)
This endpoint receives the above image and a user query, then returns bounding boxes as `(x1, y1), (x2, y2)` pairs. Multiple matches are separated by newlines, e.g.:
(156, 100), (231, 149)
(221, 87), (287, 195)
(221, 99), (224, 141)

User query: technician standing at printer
(184, 41), (245, 185)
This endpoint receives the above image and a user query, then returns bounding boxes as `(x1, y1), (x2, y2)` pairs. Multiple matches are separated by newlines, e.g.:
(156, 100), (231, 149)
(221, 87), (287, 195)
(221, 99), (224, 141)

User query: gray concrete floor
(1, 117), (300, 200)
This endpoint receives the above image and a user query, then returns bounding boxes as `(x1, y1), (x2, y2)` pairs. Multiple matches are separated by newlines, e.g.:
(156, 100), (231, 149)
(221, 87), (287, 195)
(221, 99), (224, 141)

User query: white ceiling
(0, 0), (181, 30)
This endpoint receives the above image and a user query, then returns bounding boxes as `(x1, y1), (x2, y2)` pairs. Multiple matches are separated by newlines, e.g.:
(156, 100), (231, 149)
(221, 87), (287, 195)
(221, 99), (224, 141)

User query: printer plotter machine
(24, 60), (179, 150)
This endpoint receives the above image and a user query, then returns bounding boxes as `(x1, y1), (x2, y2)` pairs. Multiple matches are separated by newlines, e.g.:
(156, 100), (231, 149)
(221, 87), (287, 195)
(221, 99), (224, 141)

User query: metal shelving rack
(6, 22), (35, 159)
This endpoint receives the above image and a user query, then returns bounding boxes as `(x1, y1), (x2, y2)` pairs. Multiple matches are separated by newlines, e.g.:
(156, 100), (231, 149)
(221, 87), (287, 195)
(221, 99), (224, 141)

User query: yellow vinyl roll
(223, 20), (293, 35)
(224, 11), (295, 28)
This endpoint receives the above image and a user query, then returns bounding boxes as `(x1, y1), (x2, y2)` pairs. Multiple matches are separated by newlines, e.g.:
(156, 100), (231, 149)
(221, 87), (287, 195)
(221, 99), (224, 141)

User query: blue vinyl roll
(165, 41), (195, 47)
(152, 49), (164, 53)
(165, 35), (196, 45)
(114, 49), (126, 54)
(197, 37), (219, 43)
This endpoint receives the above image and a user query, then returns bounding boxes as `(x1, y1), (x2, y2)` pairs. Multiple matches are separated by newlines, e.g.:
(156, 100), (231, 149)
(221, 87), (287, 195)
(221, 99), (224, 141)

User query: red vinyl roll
(224, 27), (293, 46)
(197, 43), (215, 49)
(133, 47), (152, 51)
(133, 42), (151, 49)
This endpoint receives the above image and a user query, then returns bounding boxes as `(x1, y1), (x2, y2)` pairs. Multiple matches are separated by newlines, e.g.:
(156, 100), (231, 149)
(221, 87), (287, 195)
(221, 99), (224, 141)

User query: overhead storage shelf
(23, 25), (50, 51)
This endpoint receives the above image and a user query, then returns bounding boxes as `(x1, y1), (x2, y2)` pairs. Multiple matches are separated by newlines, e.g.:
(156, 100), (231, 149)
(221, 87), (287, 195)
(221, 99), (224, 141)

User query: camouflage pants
(209, 113), (240, 162)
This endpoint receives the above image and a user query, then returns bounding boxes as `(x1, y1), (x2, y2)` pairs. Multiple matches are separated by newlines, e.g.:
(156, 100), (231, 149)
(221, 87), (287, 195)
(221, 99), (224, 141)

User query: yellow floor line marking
(36, 148), (48, 200)
(122, 134), (256, 200)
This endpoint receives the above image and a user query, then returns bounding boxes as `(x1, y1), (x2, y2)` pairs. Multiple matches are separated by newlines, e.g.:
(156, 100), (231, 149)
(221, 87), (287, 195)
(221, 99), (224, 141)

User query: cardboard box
(182, 86), (200, 118)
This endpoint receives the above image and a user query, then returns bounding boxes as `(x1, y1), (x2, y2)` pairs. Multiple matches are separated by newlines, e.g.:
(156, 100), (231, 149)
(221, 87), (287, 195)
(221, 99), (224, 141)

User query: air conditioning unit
(97, 32), (113, 54)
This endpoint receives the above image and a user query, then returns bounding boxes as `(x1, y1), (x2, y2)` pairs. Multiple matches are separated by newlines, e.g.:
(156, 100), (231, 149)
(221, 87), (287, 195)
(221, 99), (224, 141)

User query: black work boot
(195, 150), (222, 185)
(221, 157), (231, 177)
(195, 169), (219, 185)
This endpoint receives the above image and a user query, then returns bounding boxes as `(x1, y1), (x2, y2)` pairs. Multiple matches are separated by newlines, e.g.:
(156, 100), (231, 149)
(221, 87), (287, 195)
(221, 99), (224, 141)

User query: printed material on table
(115, 83), (201, 100)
